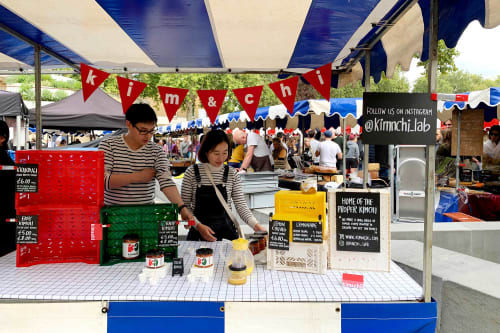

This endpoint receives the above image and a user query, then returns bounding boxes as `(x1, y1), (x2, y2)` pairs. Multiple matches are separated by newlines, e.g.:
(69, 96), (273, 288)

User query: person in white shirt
(233, 129), (273, 172)
(309, 129), (321, 165)
(483, 125), (500, 174)
(315, 130), (342, 168)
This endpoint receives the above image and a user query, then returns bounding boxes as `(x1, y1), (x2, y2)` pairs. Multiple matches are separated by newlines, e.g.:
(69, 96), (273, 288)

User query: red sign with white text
(269, 76), (299, 115)
(158, 86), (189, 122)
(80, 63), (110, 102)
(232, 85), (263, 122)
(302, 63), (332, 101)
(117, 76), (148, 114)
(342, 273), (364, 288)
(197, 89), (228, 124)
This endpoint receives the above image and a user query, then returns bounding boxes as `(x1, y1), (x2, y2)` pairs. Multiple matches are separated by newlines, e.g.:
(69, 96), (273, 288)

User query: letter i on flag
(117, 76), (148, 114)
(302, 63), (332, 101)
(197, 90), (227, 124)
(268, 76), (299, 115)
(80, 63), (110, 102)
(158, 86), (189, 122)
(232, 86), (263, 122)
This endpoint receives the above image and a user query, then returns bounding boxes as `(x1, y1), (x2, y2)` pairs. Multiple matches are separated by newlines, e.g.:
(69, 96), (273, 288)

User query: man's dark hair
(489, 125), (500, 136)
(125, 104), (157, 125)
(307, 130), (315, 138)
(314, 130), (321, 141)
(198, 130), (231, 163)
(0, 120), (9, 150)
(276, 132), (284, 139)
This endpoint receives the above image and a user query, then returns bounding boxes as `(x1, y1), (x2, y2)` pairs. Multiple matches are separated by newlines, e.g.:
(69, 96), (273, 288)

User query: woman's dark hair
(0, 120), (9, 150)
(125, 103), (157, 125)
(197, 129), (231, 163)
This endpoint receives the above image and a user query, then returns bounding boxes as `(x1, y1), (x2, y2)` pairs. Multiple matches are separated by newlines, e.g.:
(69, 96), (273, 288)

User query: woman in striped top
(181, 130), (266, 241)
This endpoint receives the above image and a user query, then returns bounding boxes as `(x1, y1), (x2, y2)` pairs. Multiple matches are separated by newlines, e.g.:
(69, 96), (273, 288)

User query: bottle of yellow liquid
(227, 238), (254, 285)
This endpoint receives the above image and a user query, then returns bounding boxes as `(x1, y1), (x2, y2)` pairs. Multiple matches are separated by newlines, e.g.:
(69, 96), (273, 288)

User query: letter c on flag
(245, 94), (254, 105)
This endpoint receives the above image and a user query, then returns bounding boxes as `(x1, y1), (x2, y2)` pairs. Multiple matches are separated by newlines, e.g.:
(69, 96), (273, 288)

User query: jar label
(122, 241), (139, 258)
(196, 255), (213, 267)
(146, 256), (164, 268)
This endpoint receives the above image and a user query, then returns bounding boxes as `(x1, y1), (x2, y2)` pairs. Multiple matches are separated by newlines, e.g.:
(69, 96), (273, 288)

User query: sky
(403, 20), (500, 86)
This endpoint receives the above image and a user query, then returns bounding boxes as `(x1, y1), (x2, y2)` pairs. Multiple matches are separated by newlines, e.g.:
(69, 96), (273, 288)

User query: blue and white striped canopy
(440, 87), (500, 122)
(161, 97), (362, 133)
(0, 0), (498, 86)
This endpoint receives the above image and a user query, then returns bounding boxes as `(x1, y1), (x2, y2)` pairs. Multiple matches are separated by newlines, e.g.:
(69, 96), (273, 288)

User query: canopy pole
(35, 45), (42, 150)
(423, 0), (439, 304)
(389, 144), (395, 221)
(342, 119), (347, 186)
(363, 51), (370, 189)
(455, 109), (462, 190)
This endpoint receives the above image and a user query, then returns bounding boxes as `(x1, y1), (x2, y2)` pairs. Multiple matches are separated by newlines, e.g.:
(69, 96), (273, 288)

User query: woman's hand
(253, 224), (266, 232)
(197, 223), (217, 242)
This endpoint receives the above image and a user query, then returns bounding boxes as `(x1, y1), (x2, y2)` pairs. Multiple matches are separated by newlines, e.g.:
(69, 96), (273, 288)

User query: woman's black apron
(186, 165), (238, 241)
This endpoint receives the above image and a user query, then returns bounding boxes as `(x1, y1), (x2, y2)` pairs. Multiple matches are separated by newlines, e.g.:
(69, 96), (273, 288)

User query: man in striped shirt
(98, 104), (193, 222)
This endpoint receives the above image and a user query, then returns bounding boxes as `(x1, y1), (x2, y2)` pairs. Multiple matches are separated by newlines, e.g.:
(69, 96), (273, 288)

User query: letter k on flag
(158, 86), (189, 122)
(117, 76), (148, 114)
(80, 63), (110, 102)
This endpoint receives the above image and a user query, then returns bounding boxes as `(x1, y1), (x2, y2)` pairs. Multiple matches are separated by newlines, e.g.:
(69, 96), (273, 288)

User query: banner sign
(269, 76), (299, 115)
(232, 85), (263, 122)
(80, 63), (110, 102)
(197, 89), (228, 124)
(302, 63), (332, 102)
(158, 86), (189, 122)
(117, 76), (148, 114)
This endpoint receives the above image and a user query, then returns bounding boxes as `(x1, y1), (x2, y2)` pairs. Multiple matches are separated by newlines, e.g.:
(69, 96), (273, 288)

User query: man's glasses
(490, 132), (499, 137)
(133, 125), (157, 135)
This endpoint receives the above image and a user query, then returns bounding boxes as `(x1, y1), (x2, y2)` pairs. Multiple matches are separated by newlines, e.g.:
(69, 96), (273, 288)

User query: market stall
(2, 0), (498, 332)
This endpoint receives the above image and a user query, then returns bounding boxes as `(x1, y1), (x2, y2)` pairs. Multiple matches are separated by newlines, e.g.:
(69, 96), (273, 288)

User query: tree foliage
(417, 40), (460, 75)
(412, 70), (500, 93)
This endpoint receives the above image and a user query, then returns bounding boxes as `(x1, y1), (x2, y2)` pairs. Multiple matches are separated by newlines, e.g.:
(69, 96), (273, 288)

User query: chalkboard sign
(158, 221), (178, 247)
(16, 215), (38, 244)
(269, 220), (290, 250)
(362, 92), (437, 145)
(15, 164), (38, 193)
(292, 221), (323, 243)
(336, 192), (380, 252)
(172, 258), (184, 277)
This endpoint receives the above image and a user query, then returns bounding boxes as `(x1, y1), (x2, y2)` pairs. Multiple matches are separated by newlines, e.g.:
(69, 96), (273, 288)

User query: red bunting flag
(158, 86), (189, 122)
(268, 76), (299, 115)
(117, 76), (148, 114)
(302, 63), (332, 101)
(197, 89), (227, 124)
(232, 85), (263, 122)
(80, 63), (110, 102)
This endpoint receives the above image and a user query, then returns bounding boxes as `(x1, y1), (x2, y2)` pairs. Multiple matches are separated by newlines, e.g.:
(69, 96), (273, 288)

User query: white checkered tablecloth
(0, 241), (423, 302)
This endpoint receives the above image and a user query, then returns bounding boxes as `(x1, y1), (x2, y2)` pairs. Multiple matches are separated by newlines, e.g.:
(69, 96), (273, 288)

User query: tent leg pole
(363, 50), (370, 189)
(34, 44), (42, 150)
(342, 119), (346, 186)
(423, 0), (439, 304)
(455, 109), (462, 191)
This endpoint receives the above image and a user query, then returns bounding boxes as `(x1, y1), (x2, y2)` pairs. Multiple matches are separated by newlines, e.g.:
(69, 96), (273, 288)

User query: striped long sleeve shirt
(98, 135), (175, 205)
(181, 163), (258, 229)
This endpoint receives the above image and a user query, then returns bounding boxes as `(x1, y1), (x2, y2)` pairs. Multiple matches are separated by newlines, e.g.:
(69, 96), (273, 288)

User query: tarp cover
(0, 90), (28, 117)
(0, 1), (498, 87)
(28, 88), (126, 130)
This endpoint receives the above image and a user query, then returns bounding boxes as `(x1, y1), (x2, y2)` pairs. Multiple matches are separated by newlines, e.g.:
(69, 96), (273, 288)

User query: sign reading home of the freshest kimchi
(15, 164), (38, 193)
(362, 92), (437, 145)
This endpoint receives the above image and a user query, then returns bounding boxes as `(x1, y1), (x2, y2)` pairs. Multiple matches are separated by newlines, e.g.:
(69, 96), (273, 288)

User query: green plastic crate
(99, 203), (179, 266)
